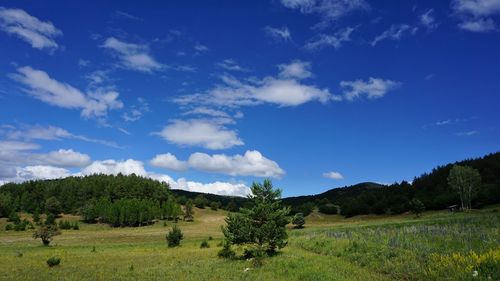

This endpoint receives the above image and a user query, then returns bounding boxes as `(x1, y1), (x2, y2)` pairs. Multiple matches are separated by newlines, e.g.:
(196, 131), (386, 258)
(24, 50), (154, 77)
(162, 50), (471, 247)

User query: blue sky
(0, 0), (499, 197)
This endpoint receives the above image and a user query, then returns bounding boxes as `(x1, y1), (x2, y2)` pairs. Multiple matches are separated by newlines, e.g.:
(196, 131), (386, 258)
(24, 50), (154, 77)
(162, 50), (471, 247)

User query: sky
(0, 0), (499, 197)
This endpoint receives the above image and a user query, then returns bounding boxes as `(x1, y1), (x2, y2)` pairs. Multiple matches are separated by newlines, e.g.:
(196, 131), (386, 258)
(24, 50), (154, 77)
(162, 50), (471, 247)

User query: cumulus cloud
(340, 77), (401, 100)
(194, 43), (209, 52)
(371, 24), (417, 46)
(33, 149), (91, 168)
(102, 37), (163, 72)
(304, 27), (355, 50)
(452, 0), (500, 32)
(323, 171), (344, 179)
(150, 153), (188, 171)
(280, 0), (369, 28)
(153, 119), (244, 150)
(16, 165), (70, 180)
(10, 66), (123, 118)
(79, 159), (250, 196)
(0, 7), (62, 50)
(264, 26), (292, 41)
(187, 150), (285, 178)
(173, 68), (335, 108)
(278, 60), (312, 79)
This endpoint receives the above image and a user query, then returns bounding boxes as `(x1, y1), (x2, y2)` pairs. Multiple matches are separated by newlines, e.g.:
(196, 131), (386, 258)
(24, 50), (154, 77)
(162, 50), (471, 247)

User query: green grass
(0, 207), (499, 281)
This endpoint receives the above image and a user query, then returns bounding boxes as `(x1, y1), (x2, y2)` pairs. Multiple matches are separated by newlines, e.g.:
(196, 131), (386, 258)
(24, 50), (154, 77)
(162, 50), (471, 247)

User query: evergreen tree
(45, 197), (62, 216)
(32, 208), (41, 224)
(221, 179), (290, 256)
(409, 198), (425, 217)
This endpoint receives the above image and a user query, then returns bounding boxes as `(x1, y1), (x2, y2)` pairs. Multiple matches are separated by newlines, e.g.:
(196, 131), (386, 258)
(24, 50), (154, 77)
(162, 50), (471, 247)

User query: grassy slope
(0, 207), (498, 281)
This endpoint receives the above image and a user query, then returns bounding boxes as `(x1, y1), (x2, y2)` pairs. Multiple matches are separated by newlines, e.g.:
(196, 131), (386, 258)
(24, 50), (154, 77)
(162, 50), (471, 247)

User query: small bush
(200, 240), (210, 248)
(318, 203), (338, 215)
(166, 225), (183, 247)
(5, 224), (13, 231)
(45, 213), (56, 225)
(47, 256), (61, 267)
(208, 236), (213, 240)
(8, 212), (20, 223)
(72, 222), (79, 230)
(217, 240), (235, 259)
(58, 220), (72, 230)
(292, 212), (305, 229)
(14, 221), (27, 231)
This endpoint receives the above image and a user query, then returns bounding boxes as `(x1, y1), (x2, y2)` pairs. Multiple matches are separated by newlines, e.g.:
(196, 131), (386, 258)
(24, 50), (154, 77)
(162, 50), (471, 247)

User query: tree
(166, 225), (183, 247)
(194, 195), (208, 209)
(318, 203), (338, 215)
(33, 225), (61, 246)
(409, 198), (425, 217)
(447, 165), (481, 210)
(32, 209), (41, 224)
(0, 193), (13, 218)
(45, 213), (56, 225)
(221, 179), (290, 256)
(45, 197), (62, 216)
(292, 212), (305, 228)
(183, 200), (194, 221)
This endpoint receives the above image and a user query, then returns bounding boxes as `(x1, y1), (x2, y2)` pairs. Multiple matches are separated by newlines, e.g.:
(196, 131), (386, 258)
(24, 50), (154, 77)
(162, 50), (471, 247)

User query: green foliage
(32, 209), (41, 224)
(448, 165), (482, 210)
(33, 225), (61, 246)
(14, 219), (29, 231)
(72, 222), (79, 230)
(5, 224), (13, 231)
(80, 198), (162, 227)
(166, 225), (183, 247)
(8, 212), (20, 223)
(200, 240), (210, 248)
(318, 203), (338, 214)
(194, 195), (208, 209)
(210, 201), (221, 211)
(292, 212), (305, 228)
(46, 257), (61, 267)
(217, 240), (236, 259)
(221, 179), (290, 256)
(0, 174), (171, 215)
(409, 198), (425, 217)
(0, 193), (13, 218)
(45, 213), (56, 225)
(183, 200), (194, 221)
(45, 196), (62, 216)
(58, 220), (72, 230)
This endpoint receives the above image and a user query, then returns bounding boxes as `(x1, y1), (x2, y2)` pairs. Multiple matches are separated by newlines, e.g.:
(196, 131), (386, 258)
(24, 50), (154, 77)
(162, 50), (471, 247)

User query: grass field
(0, 207), (499, 281)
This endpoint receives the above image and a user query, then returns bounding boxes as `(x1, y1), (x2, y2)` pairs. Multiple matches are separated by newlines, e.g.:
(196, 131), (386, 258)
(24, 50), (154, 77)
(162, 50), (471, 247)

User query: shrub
(72, 222), (79, 230)
(8, 212), (20, 223)
(166, 225), (183, 247)
(409, 198), (425, 217)
(200, 240), (210, 248)
(208, 236), (213, 240)
(45, 213), (56, 225)
(32, 209), (41, 224)
(318, 203), (338, 215)
(217, 240), (235, 259)
(46, 256), (61, 267)
(292, 212), (306, 229)
(14, 220), (27, 231)
(58, 220), (72, 230)
(5, 224), (13, 231)
(33, 225), (61, 246)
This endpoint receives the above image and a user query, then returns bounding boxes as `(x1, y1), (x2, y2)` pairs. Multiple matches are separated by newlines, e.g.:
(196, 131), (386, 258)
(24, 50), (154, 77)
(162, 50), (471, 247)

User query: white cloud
(340, 77), (401, 100)
(174, 71), (334, 108)
(456, 130), (479, 136)
(171, 178), (251, 197)
(187, 150), (285, 178)
(371, 24), (417, 46)
(194, 43), (209, 52)
(102, 37), (163, 72)
(217, 59), (249, 72)
(38, 149), (91, 168)
(458, 18), (496, 31)
(420, 9), (439, 31)
(278, 60), (312, 79)
(304, 27), (355, 50)
(153, 119), (244, 150)
(0, 7), (62, 50)
(264, 26), (292, 41)
(323, 171), (344, 180)
(10, 66), (123, 118)
(79, 159), (250, 196)
(122, 97), (150, 122)
(81, 159), (147, 176)
(16, 165), (70, 180)
(4, 124), (121, 148)
(150, 153), (188, 171)
(280, 0), (369, 28)
(452, 0), (500, 32)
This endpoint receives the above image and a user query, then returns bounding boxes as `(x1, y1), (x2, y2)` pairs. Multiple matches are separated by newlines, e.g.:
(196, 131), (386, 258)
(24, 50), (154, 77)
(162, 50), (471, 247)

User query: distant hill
(0, 152), (499, 218)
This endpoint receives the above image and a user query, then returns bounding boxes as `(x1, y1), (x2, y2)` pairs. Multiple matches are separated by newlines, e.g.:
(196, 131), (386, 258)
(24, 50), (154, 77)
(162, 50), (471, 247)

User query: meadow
(0, 207), (498, 281)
